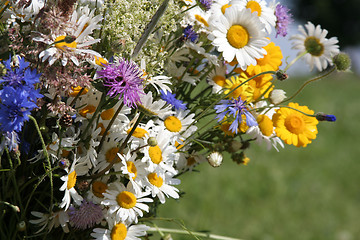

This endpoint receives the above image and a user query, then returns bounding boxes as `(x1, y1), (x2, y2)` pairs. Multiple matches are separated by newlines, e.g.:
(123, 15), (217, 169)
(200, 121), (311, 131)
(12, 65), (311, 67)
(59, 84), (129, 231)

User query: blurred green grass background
(155, 72), (360, 240)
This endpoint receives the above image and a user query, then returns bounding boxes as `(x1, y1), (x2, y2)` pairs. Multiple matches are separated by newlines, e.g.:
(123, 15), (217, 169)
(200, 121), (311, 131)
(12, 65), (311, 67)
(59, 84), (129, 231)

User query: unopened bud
(0, 63), (6, 77)
(207, 152), (223, 167)
(270, 89), (287, 105)
(147, 137), (158, 147)
(17, 221), (26, 231)
(228, 140), (243, 153)
(232, 152), (250, 165)
(315, 112), (336, 122)
(333, 53), (351, 72)
(275, 70), (288, 81)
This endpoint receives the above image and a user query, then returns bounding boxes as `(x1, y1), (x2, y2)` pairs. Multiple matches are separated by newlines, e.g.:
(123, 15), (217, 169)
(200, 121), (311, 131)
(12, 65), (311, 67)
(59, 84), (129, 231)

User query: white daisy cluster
(0, 0), (348, 239)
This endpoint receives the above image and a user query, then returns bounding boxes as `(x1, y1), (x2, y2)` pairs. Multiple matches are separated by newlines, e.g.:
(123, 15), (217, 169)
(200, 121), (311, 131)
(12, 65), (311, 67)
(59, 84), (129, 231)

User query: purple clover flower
(198, 0), (212, 11)
(214, 97), (257, 134)
(183, 25), (198, 43)
(160, 89), (187, 110)
(275, 4), (293, 38)
(97, 58), (144, 108)
(68, 200), (103, 230)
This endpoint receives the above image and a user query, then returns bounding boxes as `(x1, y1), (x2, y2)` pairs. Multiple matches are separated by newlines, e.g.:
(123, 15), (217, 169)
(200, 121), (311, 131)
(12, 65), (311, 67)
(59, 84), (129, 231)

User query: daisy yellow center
(284, 114), (306, 134)
(116, 191), (137, 209)
(257, 114), (273, 137)
(221, 4), (232, 14)
(105, 147), (121, 163)
(195, 14), (209, 27)
(227, 25), (249, 49)
(246, 1), (262, 16)
(67, 171), (77, 190)
(127, 127), (148, 138)
(101, 108), (115, 120)
(304, 37), (324, 56)
(164, 116), (182, 132)
(55, 35), (77, 50)
(69, 86), (88, 97)
(187, 157), (196, 166)
(147, 173), (164, 187)
(213, 75), (226, 87)
(92, 181), (108, 198)
(126, 162), (138, 180)
(148, 145), (163, 164)
(95, 56), (108, 66)
(111, 222), (127, 240)
(79, 105), (96, 117)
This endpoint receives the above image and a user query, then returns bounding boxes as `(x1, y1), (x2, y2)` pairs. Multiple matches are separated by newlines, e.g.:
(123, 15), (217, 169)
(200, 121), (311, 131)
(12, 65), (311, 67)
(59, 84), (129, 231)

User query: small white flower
(290, 22), (340, 71)
(91, 222), (150, 240)
(270, 89), (286, 105)
(102, 182), (152, 223)
(29, 210), (69, 233)
(207, 152), (223, 167)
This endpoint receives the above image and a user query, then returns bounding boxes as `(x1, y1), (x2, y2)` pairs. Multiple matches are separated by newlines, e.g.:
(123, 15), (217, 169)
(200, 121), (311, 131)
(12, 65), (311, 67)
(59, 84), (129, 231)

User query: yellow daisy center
(187, 157), (196, 166)
(111, 222), (127, 240)
(246, 1), (262, 16)
(69, 86), (88, 97)
(164, 116), (182, 132)
(304, 36), (324, 56)
(101, 108), (115, 120)
(79, 105), (96, 117)
(116, 191), (137, 209)
(285, 114), (306, 134)
(95, 56), (108, 67)
(148, 145), (163, 164)
(147, 173), (164, 187)
(257, 114), (273, 136)
(221, 4), (232, 14)
(126, 162), (138, 180)
(92, 181), (108, 198)
(105, 147), (121, 163)
(227, 25), (249, 49)
(195, 14), (209, 27)
(213, 75), (226, 87)
(127, 127), (148, 138)
(55, 35), (77, 50)
(67, 171), (77, 190)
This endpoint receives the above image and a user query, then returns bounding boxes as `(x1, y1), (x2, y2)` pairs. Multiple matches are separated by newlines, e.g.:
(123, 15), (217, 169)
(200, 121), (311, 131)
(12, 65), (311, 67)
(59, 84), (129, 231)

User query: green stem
(29, 116), (54, 211)
(148, 227), (244, 240)
(97, 102), (124, 153)
(284, 51), (308, 72)
(280, 66), (336, 104)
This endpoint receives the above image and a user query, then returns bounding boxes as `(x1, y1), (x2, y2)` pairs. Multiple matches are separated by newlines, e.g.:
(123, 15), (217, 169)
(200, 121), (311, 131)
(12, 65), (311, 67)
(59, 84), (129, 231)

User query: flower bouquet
(0, 0), (351, 239)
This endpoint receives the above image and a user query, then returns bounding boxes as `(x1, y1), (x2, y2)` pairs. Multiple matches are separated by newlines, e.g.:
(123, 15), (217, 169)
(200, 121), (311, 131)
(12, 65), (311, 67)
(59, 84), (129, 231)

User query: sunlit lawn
(155, 72), (360, 240)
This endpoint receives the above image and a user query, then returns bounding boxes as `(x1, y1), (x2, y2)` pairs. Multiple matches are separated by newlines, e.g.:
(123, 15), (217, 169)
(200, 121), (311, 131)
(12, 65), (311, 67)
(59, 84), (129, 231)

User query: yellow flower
(272, 102), (318, 147)
(223, 74), (254, 102)
(246, 41), (283, 76)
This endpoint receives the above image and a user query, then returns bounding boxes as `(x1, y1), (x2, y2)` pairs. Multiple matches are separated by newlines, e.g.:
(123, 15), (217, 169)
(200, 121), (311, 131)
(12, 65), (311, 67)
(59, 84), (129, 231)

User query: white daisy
(290, 21), (340, 71)
(166, 62), (200, 86)
(208, 7), (269, 70)
(182, 6), (211, 32)
(33, 6), (102, 66)
(233, 0), (277, 34)
(138, 91), (173, 118)
(78, 127), (101, 168)
(207, 61), (228, 94)
(29, 210), (69, 233)
(59, 157), (88, 210)
(143, 169), (180, 204)
(91, 222), (150, 240)
(207, 152), (223, 167)
(101, 182), (153, 223)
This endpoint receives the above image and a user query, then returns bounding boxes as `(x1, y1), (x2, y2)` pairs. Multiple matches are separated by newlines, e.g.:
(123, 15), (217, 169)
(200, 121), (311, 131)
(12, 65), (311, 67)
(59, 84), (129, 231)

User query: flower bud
(0, 63), (6, 77)
(147, 137), (158, 147)
(270, 89), (286, 105)
(59, 158), (70, 169)
(207, 152), (223, 167)
(232, 152), (250, 165)
(228, 140), (243, 153)
(315, 112), (336, 122)
(333, 53), (351, 71)
(17, 221), (26, 232)
(275, 70), (288, 81)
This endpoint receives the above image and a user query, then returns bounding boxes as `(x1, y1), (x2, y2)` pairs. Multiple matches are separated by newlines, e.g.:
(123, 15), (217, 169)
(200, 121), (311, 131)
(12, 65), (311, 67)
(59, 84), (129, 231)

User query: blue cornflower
(0, 87), (38, 132)
(315, 113), (336, 122)
(183, 25), (198, 43)
(214, 97), (257, 134)
(160, 89), (187, 110)
(0, 56), (42, 101)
